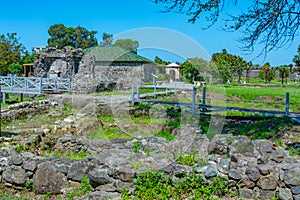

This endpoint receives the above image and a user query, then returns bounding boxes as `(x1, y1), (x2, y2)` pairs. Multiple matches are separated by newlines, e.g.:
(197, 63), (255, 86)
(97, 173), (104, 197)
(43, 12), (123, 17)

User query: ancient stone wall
(33, 47), (84, 78)
(0, 126), (299, 199)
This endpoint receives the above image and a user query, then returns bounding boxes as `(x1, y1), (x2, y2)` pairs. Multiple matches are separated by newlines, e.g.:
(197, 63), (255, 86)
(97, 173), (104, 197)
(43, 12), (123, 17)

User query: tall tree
(75, 26), (98, 49)
(211, 49), (249, 83)
(293, 45), (300, 73)
(0, 33), (24, 75)
(112, 39), (139, 54)
(180, 61), (200, 83)
(154, 0), (300, 56)
(278, 65), (290, 84)
(99, 32), (113, 47)
(258, 62), (276, 83)
(47, 24), (97, 49)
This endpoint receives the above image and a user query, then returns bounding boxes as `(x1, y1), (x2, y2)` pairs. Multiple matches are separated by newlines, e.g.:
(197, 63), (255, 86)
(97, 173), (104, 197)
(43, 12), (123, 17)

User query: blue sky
(0, 0), (299, 66)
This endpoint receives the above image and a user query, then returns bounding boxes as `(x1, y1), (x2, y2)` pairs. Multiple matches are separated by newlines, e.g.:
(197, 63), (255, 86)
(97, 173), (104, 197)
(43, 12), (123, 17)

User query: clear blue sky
(0, 0), (299, 66)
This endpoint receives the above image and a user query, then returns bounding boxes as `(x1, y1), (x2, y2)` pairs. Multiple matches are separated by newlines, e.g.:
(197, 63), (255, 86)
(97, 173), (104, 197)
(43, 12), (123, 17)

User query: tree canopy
(211, 49), (250, 83)
(99, 32), (113, 47)
(0, 33), (24, 75)
(112, 39), (139, 54)
(154, 0), (300, 56)
(47, 24), (98, 49)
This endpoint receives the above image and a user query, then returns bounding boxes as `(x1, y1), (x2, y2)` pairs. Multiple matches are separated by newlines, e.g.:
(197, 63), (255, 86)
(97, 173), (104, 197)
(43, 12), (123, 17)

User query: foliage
(154, 56), (170, 65)
(112, 39), (139, 54)
(99, 32), (113, 47)
(154, 0), (300, 56)
(211, 49), (250, 83)
(0, 33), (25, 75)
(176, 151), (207, 166)
(122, 170), (236, 199)
(66, 177), (93, 200)
(180, 61), (200, 83)
(258, 62), (276, 83)
(278, 65), (290, 84)
(293, 45), (300, 71)
(47, 24), (98, 49)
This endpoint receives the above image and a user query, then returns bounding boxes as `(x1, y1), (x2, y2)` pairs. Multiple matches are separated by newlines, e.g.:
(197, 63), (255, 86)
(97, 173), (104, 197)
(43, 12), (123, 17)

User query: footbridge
(0, 75), (71, 102)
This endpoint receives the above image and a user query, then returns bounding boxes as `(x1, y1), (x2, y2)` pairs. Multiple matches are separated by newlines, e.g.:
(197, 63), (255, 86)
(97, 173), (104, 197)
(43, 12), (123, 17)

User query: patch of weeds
(66, 177), (92, 200)
(62, 103), (73, 115)
(64, 151), (88, 160)
(121, 170), (236, 200)
(25, 179), (34, 190)
(0, 192), (28, 200)
(15, 143), (25, 153)
(176, 152), (207, 166)
(132, 141), (151, 155)
(133, 141), (142, 153)
(131, 161), (143, 170)
(155, 129), (175, 141)
(87, 126), (131, 140)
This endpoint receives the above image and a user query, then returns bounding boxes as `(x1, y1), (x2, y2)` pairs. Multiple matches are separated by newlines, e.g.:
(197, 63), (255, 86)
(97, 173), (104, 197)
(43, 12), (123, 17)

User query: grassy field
(205, 84), (300, 112)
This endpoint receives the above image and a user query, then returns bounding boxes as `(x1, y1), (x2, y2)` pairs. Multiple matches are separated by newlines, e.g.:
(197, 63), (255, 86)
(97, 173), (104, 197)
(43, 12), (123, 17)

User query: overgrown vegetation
(66, 177), (93, 200)
(121, 170), (236, 200)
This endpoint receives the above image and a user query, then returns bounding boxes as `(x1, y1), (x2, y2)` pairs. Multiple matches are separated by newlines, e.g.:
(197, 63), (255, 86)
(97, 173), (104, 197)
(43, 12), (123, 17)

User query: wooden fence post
(285, 92), (289, 116)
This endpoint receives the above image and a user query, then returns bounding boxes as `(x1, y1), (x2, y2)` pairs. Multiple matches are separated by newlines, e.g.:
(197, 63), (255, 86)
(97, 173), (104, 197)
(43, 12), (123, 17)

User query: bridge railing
(0, 75), (71, 94)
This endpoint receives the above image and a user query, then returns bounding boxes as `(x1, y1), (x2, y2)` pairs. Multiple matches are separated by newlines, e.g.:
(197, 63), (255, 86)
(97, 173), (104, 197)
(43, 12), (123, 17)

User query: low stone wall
(1, 100), (51, 122)
(0, 126), (299, 199)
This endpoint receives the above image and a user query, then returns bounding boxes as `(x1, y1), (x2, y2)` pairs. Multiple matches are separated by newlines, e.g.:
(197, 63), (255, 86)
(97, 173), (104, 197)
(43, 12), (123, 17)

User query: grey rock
(229, 136), (254, 157)
(294, 194), (300, 200)
(292, 186), (300, 195)
(257, 164), (270, 175)
(218, 158), (231, 174)
(239, 188), (253, 199)
(3, 166), (27, 185)
(82, 190), (120, 200)
(204, 167), (217, 178)
(88, 167), (112, 187)
(33, 161), (67, 194)
(238, 177), (255, 189)
(112, 165), (135, 182)
(246, 166), (261, 182)
(228, 169), (242, 181)
(279, 188), (293, 200)
(283, 168), (300, 186)
(257, 173), (278, 190)
(8, 155), (23, 166)
(207, 134), (230, 155)
(0, 157), (8, 167)
(67, 161), (90, 181)
(257, 190), (276, 200)
(22, 160), (37, 172)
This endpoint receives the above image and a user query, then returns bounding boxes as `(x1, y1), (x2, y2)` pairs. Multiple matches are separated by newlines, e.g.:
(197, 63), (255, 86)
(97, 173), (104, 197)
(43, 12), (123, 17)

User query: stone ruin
(34, 47), (83, 79)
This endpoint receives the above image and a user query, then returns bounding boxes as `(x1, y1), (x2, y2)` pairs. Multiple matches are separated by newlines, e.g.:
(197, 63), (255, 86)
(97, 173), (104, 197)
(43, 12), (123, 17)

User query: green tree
(99, 32), (113, 47)
(47, 24), (97, 49)
(258, 62), (276, 83)
(293, 45), (300, 73)
(112, 39), (139, 54)
(154, 0), (300, 55)
(211, 49), (249, 83)
(0, 33), (24, 75)
(278, 65), (290, 84)
(75, 26), (98, 49)
(180, 61), (200, 83)
(154, 56), (170, 65)
(186, 57), (209, 81)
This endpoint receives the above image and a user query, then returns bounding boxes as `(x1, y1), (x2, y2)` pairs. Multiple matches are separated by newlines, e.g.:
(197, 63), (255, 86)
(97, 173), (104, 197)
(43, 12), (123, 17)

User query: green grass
(206, 84), (300, 112)
(87, 126), (132, 139)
